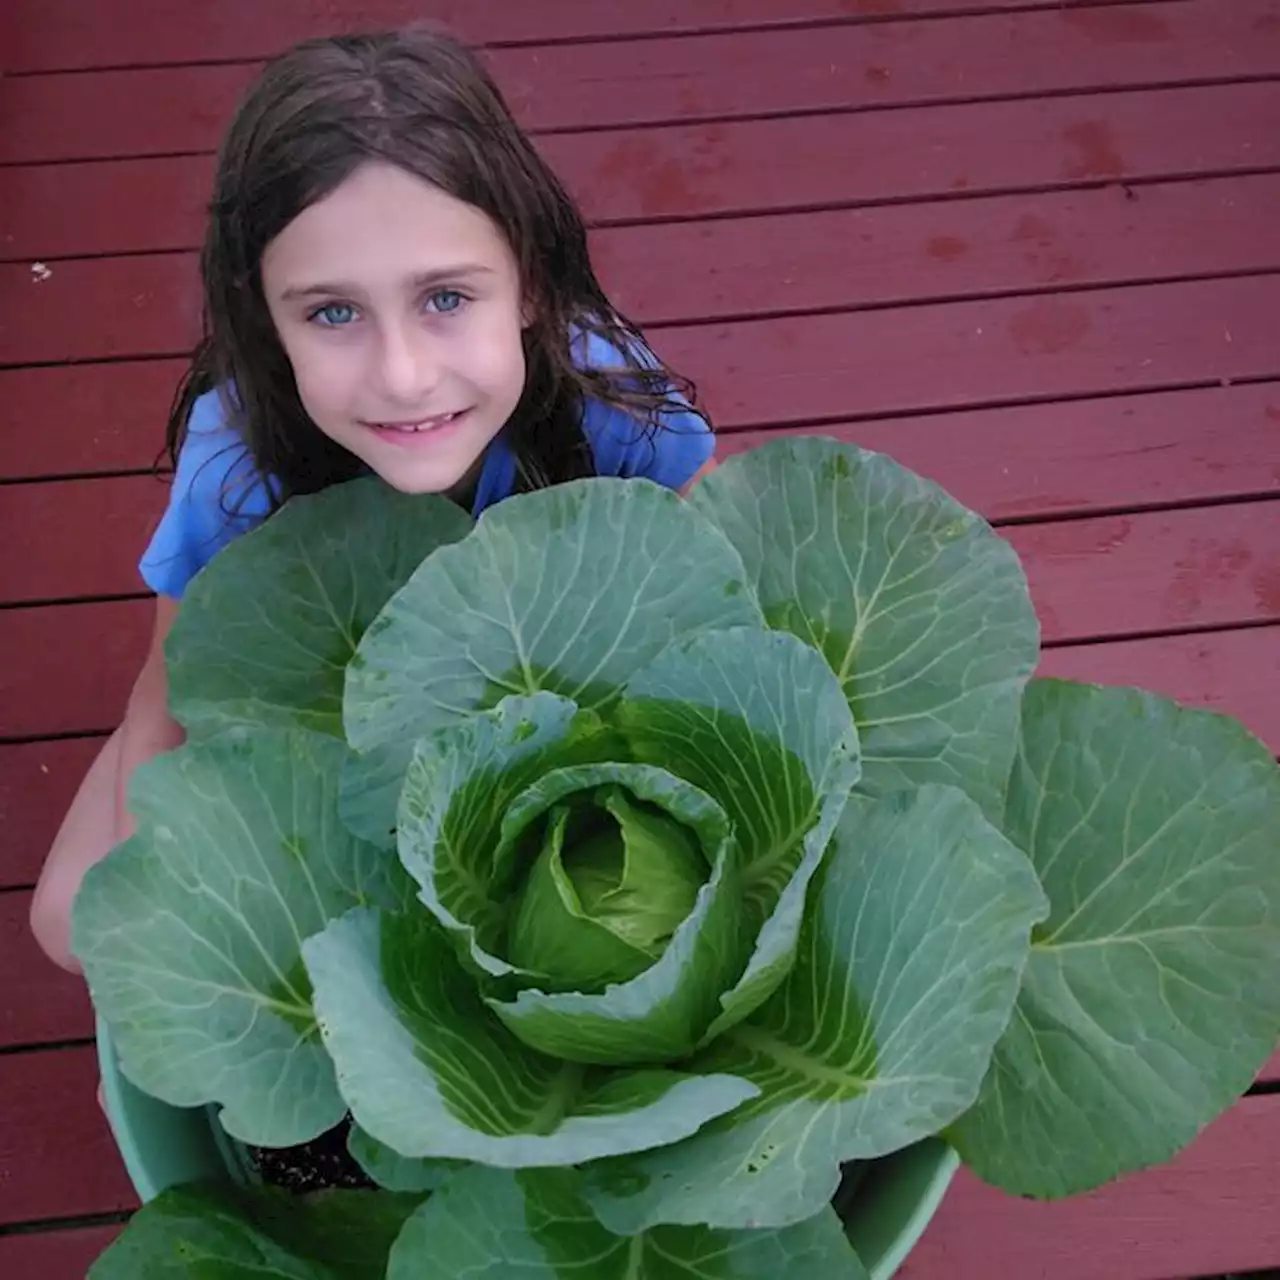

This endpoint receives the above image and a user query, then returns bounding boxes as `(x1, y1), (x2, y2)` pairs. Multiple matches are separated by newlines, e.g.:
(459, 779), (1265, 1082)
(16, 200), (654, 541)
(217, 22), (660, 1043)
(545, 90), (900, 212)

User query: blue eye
(311, 302), (357, 327)
(426, 289), (464, 314)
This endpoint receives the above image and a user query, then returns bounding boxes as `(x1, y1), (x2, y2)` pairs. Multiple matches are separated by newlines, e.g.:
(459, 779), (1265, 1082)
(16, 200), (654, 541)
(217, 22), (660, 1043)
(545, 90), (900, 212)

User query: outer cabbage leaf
(87, 1181), (423, 1279)
(167, 476), (472, 738)
(72, 730), (402, 1146)
(341, 477), (763, 843)
(690, 437), (1038, 822)
(304, 906), (758, 1167)
(388, 1165), (868, 1280)
(586, 785), (1047, 1232)
(950, 679), (1280, 1197)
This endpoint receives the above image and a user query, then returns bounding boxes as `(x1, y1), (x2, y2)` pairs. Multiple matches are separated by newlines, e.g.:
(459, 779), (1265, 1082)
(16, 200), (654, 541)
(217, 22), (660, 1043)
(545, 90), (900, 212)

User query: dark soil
(246, 1113), (375, 1194)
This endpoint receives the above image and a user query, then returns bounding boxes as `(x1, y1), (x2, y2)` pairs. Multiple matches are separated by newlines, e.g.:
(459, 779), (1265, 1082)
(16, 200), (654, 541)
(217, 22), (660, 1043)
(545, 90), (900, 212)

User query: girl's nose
(373, 321), (441, 404)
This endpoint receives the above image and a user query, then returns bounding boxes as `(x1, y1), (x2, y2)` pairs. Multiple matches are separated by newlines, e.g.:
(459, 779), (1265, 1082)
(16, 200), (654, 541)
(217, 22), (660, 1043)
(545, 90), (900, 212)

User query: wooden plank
(0, 360), (186, 480)
(0, 474), (165, 602)
(0, 891), (94, 1049)
(10, 173), (1280, 369)
(899, 1094), (1280, 1280)
(0, 600), (152, 740)
(1036, 626), (1280, 751)
(0, 737), (106, 889)
(6, 2), (1277, 165)
(7, 79), (1280, 261)
(595, 172), (1280, 327)
(0, 1046), (136, 1226)
(718, 383), (1280, 524)
(0, 1225), (123, 1280)
(1007, 501), (1280, 644)
(7, 469), (1279, 638)
(0, 255), (201, 368)
(0, 0), (1167, 74)
(550, 80), (1280, 225)
(654, 275), (1280, 428)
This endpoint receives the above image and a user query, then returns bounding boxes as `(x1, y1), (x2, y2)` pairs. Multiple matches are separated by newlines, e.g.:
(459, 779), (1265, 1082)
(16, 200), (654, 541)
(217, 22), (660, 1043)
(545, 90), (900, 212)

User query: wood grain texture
(0, 1225), (124, 1280)
(0, 599), (153, 739)
(8, 79), (1280, 260)
(0, 359), (186, 480)
(5, 2), (1276, 164)
(652, 275), (1280, 428)
(0, 1047), (137, 1226)
(0, 892), (94, 1048)
(898, 1094), (1280, 1280)
(0, 0), (1166, 73)
(719, 382), (1280, 523)
(0, 737), (106, 888)
(1036, 625), (1280, 750)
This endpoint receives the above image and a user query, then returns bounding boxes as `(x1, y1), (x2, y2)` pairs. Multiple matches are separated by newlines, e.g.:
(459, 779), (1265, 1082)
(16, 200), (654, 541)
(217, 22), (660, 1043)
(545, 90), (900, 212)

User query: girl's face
(262, 161), (529, 498)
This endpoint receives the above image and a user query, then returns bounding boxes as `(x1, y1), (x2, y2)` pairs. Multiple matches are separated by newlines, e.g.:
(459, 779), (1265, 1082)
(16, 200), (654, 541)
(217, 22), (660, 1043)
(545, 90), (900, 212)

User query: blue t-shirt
(139, 333), (715, 599)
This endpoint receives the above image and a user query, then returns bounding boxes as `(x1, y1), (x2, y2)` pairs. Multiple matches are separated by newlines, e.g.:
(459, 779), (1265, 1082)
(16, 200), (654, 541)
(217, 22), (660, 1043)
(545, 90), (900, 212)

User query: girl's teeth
(383, 413), (456, 433)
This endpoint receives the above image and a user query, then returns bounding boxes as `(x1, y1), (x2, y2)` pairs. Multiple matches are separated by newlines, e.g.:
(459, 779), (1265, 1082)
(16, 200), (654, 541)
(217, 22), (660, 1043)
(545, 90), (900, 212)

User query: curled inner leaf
(508, 786), (708, 992)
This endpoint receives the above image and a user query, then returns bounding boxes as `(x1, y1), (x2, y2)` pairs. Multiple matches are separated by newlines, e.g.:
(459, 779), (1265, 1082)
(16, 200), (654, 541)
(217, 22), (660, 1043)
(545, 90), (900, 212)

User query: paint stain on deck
(1044, 516), (1133, 559)
(926, 234), (968, 262)
(1013, 213), (1084, 283)
(842, 0), (903, 15)
(1167, 539), (1254, 618)
(1009, 299), (1091, 355)
(1253, 565), (1280, 615)
(594, 128), (731, 216)
(1062, 8), (1171, 44)
(1063, 121), (1126, 180)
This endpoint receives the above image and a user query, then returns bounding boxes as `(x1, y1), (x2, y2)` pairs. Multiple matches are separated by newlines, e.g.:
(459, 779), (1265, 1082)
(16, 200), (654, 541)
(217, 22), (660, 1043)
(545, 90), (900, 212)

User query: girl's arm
(29, 596), (186, 973)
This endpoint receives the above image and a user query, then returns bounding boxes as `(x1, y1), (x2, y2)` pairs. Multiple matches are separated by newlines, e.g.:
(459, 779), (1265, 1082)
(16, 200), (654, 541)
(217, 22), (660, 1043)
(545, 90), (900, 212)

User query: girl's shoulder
(138, 388), (273, 599)
(571, 327), (715, 490)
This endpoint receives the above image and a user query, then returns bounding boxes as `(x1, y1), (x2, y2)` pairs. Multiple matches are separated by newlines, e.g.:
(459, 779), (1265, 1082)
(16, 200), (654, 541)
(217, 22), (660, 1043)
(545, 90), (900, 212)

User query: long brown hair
(167, 25), (709, 509)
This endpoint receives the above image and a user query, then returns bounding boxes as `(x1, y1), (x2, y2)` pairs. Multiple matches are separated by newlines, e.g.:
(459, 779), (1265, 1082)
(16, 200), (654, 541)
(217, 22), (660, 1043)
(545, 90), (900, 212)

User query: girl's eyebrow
(280, 264), (495, 301)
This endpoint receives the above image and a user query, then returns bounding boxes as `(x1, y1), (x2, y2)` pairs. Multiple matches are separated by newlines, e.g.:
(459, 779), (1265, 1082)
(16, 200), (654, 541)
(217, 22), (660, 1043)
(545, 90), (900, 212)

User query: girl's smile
(362, 408), (474, 447)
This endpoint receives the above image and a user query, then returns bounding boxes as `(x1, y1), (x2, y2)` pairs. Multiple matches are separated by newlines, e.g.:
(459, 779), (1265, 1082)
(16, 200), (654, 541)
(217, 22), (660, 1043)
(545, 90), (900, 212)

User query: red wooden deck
(2, 0), (1279, 1275)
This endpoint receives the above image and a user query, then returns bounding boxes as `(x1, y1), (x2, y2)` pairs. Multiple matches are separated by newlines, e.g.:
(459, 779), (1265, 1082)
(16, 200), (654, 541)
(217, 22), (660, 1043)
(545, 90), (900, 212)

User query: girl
(31, 25), (716, 973)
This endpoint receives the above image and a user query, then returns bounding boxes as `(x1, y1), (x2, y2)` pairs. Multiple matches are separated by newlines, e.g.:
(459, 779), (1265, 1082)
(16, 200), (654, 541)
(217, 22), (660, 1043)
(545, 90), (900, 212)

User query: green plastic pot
(97, 1018), (957, 1277)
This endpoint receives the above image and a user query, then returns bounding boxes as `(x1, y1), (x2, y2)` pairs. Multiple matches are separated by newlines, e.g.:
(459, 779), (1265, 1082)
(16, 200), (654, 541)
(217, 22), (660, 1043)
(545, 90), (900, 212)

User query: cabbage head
(74, 440), (1280, 1278)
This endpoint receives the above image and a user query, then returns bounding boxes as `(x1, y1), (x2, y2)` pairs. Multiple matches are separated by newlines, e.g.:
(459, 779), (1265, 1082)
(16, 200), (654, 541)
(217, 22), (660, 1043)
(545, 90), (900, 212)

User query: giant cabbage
(74, 439), (1280, 1277)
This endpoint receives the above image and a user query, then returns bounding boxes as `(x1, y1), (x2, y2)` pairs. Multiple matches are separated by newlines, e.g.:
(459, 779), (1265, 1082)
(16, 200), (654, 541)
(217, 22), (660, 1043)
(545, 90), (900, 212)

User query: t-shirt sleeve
(574, 329), (716, 491)
(138, 390), (271, 599)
